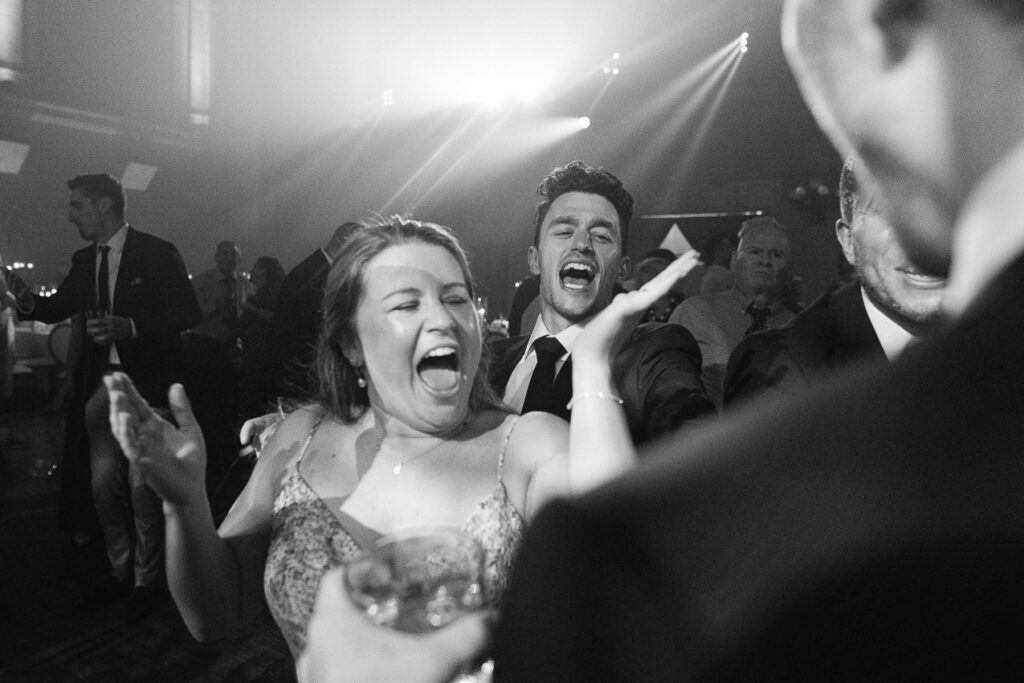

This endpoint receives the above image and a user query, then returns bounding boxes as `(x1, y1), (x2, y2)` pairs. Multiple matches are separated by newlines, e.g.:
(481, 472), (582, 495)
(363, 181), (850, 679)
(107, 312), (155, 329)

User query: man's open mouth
(899, 267), (946, 286)
(417, 346), (461, 392)
(560, 262), (595, 290)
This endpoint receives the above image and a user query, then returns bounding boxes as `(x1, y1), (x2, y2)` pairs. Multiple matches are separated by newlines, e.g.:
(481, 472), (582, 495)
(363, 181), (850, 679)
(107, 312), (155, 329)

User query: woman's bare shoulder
(501, 411), (569, 473)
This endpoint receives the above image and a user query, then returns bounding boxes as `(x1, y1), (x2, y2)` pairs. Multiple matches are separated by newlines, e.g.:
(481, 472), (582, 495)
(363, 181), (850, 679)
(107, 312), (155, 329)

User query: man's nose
(570, 230), (594, 252)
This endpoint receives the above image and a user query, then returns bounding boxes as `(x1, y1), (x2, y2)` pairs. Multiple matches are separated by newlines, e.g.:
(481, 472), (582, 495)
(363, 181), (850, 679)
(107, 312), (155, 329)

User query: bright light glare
(740, 46), (748, 53)
(741, 32), (749, 41)
(459, 72), (546, 108)
(612, 52), (620, 60)
(577, 116), (591, 130)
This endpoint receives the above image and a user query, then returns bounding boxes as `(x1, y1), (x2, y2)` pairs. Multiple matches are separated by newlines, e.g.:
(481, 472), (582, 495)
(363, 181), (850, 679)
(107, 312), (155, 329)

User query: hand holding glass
(344, 527), (485, 634)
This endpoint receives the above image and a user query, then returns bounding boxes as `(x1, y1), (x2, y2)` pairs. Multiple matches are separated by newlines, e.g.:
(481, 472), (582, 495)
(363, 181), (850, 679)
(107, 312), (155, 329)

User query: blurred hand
(574, 251), (701, 369)
(105, 372), (207, 508)
(86, 315), (132, 345)
(297, 568), (492, 683)
(238, 411), (284, 456)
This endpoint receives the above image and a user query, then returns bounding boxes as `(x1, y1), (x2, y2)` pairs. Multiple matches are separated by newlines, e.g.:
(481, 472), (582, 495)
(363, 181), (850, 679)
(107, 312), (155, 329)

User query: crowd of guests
(3, 0), (1023, 677)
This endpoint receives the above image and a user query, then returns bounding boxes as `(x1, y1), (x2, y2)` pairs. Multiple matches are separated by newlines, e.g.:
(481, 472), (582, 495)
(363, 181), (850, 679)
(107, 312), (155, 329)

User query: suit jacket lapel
(489, 335), (529, 395)
(112, 226), (136, 313)
(831, 283), (886, 364)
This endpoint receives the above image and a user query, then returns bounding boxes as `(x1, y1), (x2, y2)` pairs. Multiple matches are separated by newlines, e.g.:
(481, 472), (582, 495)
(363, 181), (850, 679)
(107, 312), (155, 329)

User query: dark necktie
(97, 245), (110, 313)
(521, 336), (566, 415)
(744, 303), (771, 337)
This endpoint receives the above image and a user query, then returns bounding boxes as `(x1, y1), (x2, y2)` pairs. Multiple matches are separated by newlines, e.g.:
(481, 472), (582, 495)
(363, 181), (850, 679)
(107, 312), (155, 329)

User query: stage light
(382, 89), (394, 107)
(577, 116), (591, 130)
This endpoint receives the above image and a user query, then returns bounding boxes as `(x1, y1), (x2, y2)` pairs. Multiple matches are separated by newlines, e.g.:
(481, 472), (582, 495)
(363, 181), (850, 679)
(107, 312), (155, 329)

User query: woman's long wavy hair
(316, 215), (508, 423)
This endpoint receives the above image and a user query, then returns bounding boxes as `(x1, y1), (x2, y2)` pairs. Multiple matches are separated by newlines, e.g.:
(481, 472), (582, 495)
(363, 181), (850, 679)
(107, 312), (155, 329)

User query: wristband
(566, 391), (624, 410)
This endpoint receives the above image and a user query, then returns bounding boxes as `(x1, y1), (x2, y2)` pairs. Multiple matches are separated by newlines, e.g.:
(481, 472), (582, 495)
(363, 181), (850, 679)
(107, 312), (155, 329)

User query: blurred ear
(835, 218), (857, 266)
(97, 196), (113, 214)
(617, 255), (632, 281)
(872, 0), (924, 67)
(527, 246), (541, 276)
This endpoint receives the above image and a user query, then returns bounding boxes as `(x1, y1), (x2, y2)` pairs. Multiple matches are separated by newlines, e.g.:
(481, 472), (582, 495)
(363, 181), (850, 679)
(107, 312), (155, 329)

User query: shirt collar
(727, 284), (789, 315)
(860, 286), (916, 362)
(944, 138), (1024, 318)
(523, 315), (584, 359)
(99, 224), (129, 254)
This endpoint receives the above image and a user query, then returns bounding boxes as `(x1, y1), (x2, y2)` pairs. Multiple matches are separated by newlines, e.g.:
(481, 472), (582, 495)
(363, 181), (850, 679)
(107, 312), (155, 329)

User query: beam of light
(577, 116), (591, 130)
(409, 108), (517, 214)
(614, 41), (737, 183)
(669, 48), (745, 187)
(622, 39), (736, 126)
(379, 108), (487, 214)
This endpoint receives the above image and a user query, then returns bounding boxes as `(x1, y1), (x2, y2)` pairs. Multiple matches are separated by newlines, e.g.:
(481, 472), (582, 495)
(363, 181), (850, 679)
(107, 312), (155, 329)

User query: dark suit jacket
(494, 255), (1024, 680)
(267, 249), (330, 400)
(23, 227), (198, 536)
(488, 322), (714, 445)
(724, 282), (886, 407)
(25, 227), (200, 406)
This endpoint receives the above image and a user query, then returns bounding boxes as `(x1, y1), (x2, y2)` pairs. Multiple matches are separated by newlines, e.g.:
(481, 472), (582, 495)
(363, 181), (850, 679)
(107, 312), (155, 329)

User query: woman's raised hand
(105, 372), (207, 509)
(573, 250), (701, 368)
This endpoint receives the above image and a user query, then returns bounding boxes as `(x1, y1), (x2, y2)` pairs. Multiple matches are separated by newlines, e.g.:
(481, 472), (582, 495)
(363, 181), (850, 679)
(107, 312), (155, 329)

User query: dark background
(0, 0), (843, 316)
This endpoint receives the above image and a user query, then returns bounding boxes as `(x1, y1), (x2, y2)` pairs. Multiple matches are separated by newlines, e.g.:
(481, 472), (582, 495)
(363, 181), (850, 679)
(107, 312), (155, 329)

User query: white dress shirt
(860, 287), (916, 362)
(502, 316), (583, 412)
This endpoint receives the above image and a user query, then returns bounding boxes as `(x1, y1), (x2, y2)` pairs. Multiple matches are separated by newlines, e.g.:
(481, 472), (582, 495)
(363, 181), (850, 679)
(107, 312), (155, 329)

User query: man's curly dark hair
(533, 161), (634, 252)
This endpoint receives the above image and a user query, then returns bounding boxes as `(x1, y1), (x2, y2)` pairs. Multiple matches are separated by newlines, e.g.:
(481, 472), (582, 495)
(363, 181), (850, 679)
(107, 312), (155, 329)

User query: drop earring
(356, 367), (367, 388)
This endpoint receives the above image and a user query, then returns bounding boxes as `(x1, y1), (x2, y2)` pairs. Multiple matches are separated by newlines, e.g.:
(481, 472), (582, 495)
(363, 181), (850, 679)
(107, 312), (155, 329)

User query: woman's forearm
(567, 361), (636, 494)
(163, 498), (263, 641)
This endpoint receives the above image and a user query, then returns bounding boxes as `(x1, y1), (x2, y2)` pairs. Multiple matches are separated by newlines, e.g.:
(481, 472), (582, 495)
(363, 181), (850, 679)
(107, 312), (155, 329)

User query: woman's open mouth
(416, 346), (461, 393)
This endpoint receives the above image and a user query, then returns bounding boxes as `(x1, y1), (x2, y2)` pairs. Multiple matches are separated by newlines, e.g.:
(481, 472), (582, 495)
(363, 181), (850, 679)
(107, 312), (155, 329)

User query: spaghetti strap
(496, 415), (520, 482)
(296, 409), (328, 466)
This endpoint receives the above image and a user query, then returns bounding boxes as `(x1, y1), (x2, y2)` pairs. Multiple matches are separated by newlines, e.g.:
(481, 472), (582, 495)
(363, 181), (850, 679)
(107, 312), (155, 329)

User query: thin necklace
(385, 421), (469, 475)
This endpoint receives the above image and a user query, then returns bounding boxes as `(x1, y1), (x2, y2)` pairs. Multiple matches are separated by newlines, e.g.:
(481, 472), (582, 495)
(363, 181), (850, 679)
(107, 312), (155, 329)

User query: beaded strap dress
(263, 412), (525, 657)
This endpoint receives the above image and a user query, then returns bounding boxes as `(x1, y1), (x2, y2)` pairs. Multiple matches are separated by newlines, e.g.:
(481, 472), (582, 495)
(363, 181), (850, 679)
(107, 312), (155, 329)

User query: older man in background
(669, 216), (800, 408)
(725, 159), (947, 406)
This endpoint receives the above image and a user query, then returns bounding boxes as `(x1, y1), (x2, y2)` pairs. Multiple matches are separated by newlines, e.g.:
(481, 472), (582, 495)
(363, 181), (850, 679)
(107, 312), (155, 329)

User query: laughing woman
(105, 216), (698, 658)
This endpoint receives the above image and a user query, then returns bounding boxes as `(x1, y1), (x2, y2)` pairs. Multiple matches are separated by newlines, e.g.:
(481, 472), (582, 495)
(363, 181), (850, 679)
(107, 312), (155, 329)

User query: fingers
(108, 371), (158, 423)
(240, 413), (277, 446)
(638, 251), (700, 295)
(168, 383), (198, 431)
(423, 612), (492, 679)
(239, 417), (259, 445)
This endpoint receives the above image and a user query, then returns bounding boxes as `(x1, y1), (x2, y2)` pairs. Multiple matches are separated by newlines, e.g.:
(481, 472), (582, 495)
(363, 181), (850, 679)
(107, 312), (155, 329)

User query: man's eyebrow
(547, 214), (580, 227)
(548, 215), (617, 230)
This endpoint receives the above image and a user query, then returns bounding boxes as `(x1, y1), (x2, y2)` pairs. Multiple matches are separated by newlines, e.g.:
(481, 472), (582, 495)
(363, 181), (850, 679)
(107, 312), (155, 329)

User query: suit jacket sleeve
(21, 249), (92, 324)
(724, 330), (807, 408)
(128, 238), (201, 341)
(618, 323), (715, 444)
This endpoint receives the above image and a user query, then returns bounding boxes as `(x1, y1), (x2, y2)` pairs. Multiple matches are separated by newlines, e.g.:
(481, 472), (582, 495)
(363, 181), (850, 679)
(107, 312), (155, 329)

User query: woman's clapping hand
(573, 250), (701, 368)
(105, 372), (207, 509)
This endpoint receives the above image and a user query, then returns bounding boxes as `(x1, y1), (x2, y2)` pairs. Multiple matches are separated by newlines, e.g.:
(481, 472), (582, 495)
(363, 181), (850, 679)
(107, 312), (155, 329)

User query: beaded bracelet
(566, 391), (625, 410)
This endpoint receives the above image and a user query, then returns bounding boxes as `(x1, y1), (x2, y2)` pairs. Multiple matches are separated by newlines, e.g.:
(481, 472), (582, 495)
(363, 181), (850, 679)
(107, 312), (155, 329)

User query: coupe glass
(344, 527), (485, 634)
